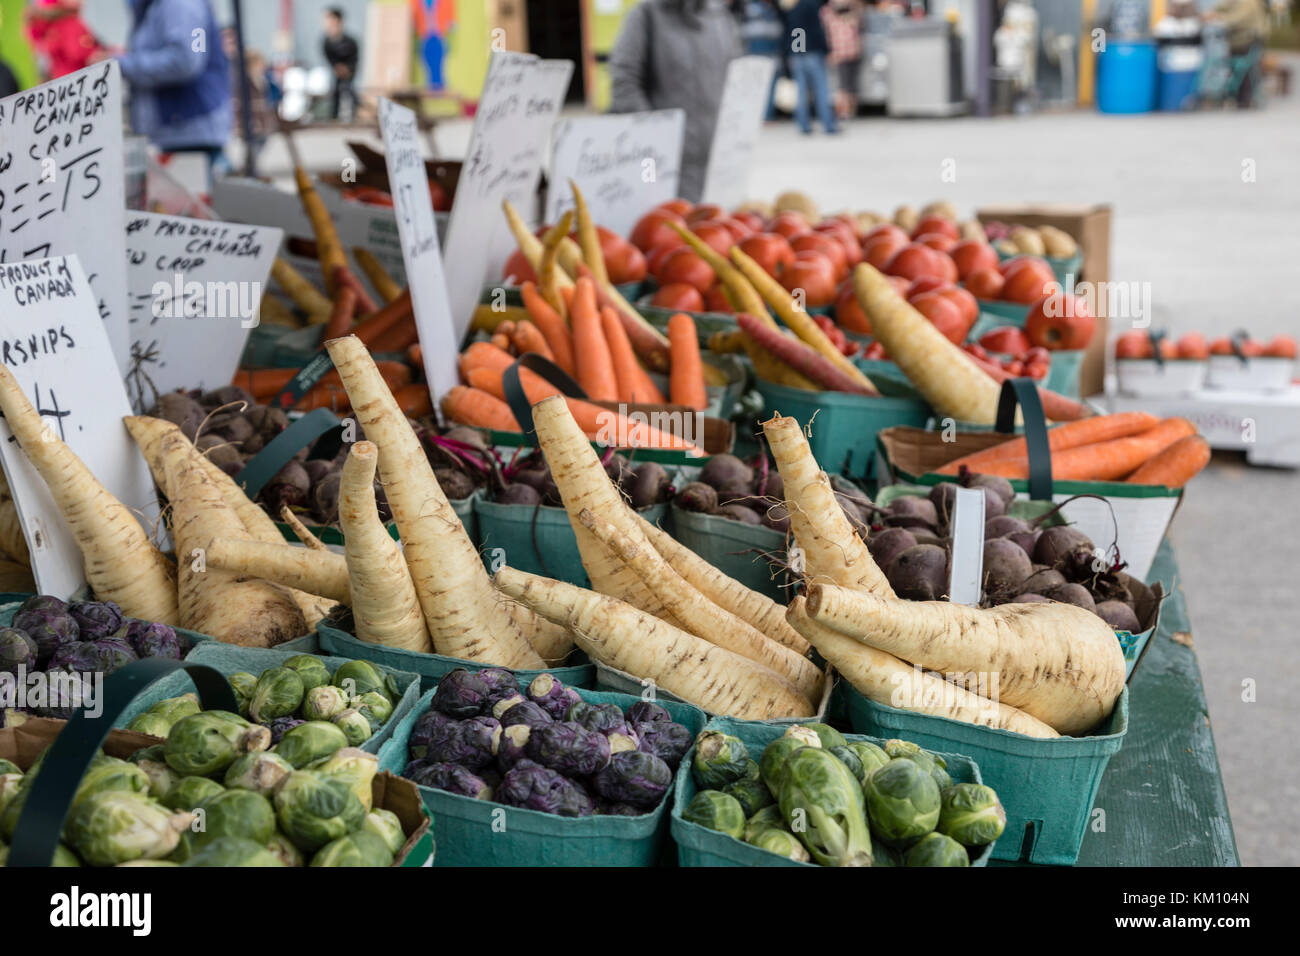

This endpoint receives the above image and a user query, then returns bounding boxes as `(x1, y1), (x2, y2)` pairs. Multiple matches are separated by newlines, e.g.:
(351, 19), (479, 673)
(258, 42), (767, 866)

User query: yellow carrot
(294, 167), (347, 296)
(668, 223), (775, 327)
(271, 257), (333, 322)
(569, 180), (608, 286)
(539, 211), (574, 318)
(503, 199), (575, 292)
(351, 247), (404, 304)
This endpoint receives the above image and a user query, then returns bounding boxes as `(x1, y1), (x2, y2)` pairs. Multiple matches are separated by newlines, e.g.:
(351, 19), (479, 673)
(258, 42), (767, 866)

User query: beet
(310, 472), (343, 523)
(443, 426), (489, 452)
(263, 459), (311, 511)
(886, 544), (948, 601)
(1009, 592), (1050, 604)
(714, 480), (753, 504)
(629, 462), (670, 509)
(436, 468), (478, 500)
(1044, 583), (1096, 612)
(303, 459), (334, 485)
(984, 515), (1031, 538)
(1034, 526), (1095, 569)
(195, 432), (243, 472)
(716, 504), (762, 525)
(1007, 529), (1042, 557)
(243, 432), (265, 454)
(498, 483), (541, 505)
(753, 469), (783, 501)
(834, 493), (869, 539)
(1022, 567), (1066, 594)
(513, 467), (551, 491)
(760, 502), (790, 533)
(201, 385), (255, 408)
(927, 482), (958, 521)
(260, 407), (290, 438)
(868, 528), (917, 571)
(699, 454), (753, 491)
(674, 482), (718, 514)
(982, 539), (1033, 595)
(829, 476), (873, 514)
(157, 391), (204, 439)
(966, 473), (1015, 507)
(1095, 600), (1141, 632)
(886, 495), (937, 530)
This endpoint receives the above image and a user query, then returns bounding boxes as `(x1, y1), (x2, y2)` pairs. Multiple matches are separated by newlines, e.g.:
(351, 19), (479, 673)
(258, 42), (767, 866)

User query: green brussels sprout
(739, 758), (761, 781)
(310, 748), (379, 811)
(266, 831), (304, 867)
(782, 725), (823, 749)
(302, 685), (350, 721)
(0, 759), (20, 776)
(743, 804), (786, 844)
(310, 829), (395, 867)
(128, 744), (167, 766)
(274, 720), (349, 769)
(65, 792), (193, 866)
(778, 746), (873, 867)
(223, 751), (294, 796)
(690, 732), (750, 789)
(144, 694), (201, 727)
(357, 691), (394, 729)
(883, 739), (921, 760)
(228, 672), (258, 716)
(333, 709), (373, 747)
(191, 789), (276, 851)
(282, 655), (331, 693)
(135, 757), (182, 801)
(682, 790), (746, 840)
(722, 776), (774, 818)
(871, 832), (901, 867)
(938, 783), (1006, 847)
(0, 773), (24, 818)
(331, 659), (393, 700)
(248, 667), (306, 723)
(362, 809), (405, 856)
(759, 737), (808, 793)
(828, 745), (863, 783)
(799, 723), (846, 750)
(889, 744), (951, 791)
(751, 827), (811, 863)
(125, 713), (174, 738)
(904, 831), (969, 867)
(863, 757), (941, 847)
(182, 836), (286, 867)
(162, 776), (225, 812)
(72, 757), (150, 808)
(844, 741), (890, 781)
(164, 712), (270, 777)
(274, 771), (367, 853)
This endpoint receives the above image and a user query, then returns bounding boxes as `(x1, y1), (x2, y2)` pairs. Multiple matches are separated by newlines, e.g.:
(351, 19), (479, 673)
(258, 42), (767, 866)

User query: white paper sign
(546, 110), (685, 237)
(377, 97), (459, 401)
(0, 255), (160, 599)
(443, 52), (573, 339)
(123, 212), (283, 410)
(0, 63), (128, 372)
(701, 56), (776, 209)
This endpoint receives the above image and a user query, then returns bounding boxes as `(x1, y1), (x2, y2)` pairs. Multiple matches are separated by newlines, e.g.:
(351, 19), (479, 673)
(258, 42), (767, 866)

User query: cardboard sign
(123, 212), (283, 410)
(701, 56), (776, 210)
(0, 62), (128, 372)
(443, 52), (573, 339)
(546, 110), (685, 237)
(0, 255), (160, 599)
(378, 98), (459, 401)
(946, 487), (986, 605)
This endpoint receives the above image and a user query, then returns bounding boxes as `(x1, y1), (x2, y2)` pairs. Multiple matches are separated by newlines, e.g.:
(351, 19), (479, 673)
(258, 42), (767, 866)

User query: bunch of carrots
(937, 411), (1212, 487)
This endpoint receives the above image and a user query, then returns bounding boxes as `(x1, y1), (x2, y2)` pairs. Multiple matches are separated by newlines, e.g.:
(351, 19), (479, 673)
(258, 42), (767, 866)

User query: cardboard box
(976, 203), (1112, 396)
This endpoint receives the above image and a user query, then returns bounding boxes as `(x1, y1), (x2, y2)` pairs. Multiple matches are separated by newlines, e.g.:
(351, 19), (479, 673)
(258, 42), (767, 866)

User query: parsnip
(804, 584), (1125, 736)
(496, 567), (814, 720)
(580, 508), (822, 702)
(787, 597), (1059, 739)
(205, 538), (351, 603)
(280, 506), (328, 551)
(0, 364), (178, 623)
(339, 442), (430, 652)
(160, 434), (304, 645)
(762, 414), (893, 596)
(325, 335), (543, 667)
(502, 600), (576, 665)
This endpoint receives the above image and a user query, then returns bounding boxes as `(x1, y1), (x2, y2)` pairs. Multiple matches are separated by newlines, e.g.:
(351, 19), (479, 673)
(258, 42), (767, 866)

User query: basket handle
(6, 659), (238, 867)
(501, 353), (589, 436)
(994, 378), (1053, 502)
(235, 407), (344, 499)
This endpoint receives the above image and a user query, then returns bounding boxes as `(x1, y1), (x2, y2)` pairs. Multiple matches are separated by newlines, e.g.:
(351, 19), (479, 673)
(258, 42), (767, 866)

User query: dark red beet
(674, 482), (718, 514)
(1034, 526), (1095, 568)
(1044, 582), (1096, 612)
(498, 484), (541, 506)
(868, 527), (917, 571)
(716, 504), (763, 525)
(1095, 600), (1141, 632)
(886, 544), (949, 601)
(983, 539), (1033, 594)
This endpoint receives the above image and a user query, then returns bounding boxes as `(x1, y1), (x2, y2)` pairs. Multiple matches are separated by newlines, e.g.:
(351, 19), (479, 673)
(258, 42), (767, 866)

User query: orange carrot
(667, 312), (707, 410)
(559, 284), (575, 317)
(441, 385), (520, 431)
(351, 289), (413, 348)
(459, 341), (515, 379)
(238, 361), (413, 402)
(570, 278), (618, 402)
(576, 263), (672, 372)
(490, 332), (513, 353)
(971, 418), (1198, 482)
(465, 366), (508, 399)
(369, 317), (419, 353)
(323, 285), (358, 338)
(334, 264), (379, 317)
(521, 281), (576, 375)
(392, 383), (433, 418)
(511, 319), (555, 363)
(601, 306), (665, 404)
(407, 343), (423, 367)
(1125, 434), (1210, 487)
(937, 411), (1161, 475)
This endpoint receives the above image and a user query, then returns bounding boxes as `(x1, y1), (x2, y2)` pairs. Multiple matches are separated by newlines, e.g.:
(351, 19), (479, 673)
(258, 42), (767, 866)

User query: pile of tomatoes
(502, 225), (649, 287)
(1115, 331), (1297, 360)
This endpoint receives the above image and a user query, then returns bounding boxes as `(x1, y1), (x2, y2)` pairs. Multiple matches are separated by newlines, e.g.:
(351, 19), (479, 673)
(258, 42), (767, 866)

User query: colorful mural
(410, 0), (456, 89)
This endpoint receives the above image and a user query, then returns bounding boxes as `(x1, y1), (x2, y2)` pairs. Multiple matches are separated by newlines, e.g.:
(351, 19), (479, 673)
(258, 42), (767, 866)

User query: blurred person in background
(27, 0), (100, 80)
(322, 6), (359, 120)
(780, 0), (839, 135)
(1207, 0), (1271, 106)
(740, 0), (785, 119)
(222, 27), (274, 168)
(822, 0), (863, 120)
(609, 0), (742, 201)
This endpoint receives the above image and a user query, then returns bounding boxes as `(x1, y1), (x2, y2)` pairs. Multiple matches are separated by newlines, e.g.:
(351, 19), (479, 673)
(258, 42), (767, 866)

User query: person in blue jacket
(779, 0), (839, 135)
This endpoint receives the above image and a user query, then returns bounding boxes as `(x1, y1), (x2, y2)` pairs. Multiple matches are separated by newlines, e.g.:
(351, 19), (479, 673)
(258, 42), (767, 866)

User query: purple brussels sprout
(525, 721), (611, 777)
(497, 761), (595, 817)
(475, 667), (520, 702)
(633, 721), (693, 771)
(526, 673), (581, 720)
(0, 628), (36, 674)
(404, 760), (493, 799)
(124, 621), (182, 660)
(498, 701), (553, 731)
(267, 716), (305, 745)
(13, 609), (78, 666)
(592, 751), (671, 809)
(625, 701), (672, 724)
(431, 669), (490, 717)
(68, 601), (125, 641)
(35, 671), (91, 718)
(496, 724), (532, 773)
(16, 594), (66, 616)
(408, 709), (458, 759)
(88, 637), (138, 674)
(423, 715), (502, 771)
(566, 701), (632, 738)
(49, 641), (102, 673)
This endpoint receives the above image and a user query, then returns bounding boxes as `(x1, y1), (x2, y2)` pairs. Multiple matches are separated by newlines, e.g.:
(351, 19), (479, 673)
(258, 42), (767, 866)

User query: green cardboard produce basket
(114, 642), (421, 754)
(377, 682), (707, 866)
(839, 684), (1127, 866)
(670, 717), (994, 866)
(666, 505), (788, 603)
(316, 622), (596, 693)
(972, 299), (1031, 325)
(593, 662), (834, 726)
(473, 499), (668, 587)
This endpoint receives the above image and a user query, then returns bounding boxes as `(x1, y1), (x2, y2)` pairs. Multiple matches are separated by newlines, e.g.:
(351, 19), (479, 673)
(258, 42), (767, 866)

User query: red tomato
(1024, 347), (1051, 365)
(863, 341), (888, 360)
(1026, 361), (1049, 380)
(1001, 257), (1057, 304)
(911, 216), (960, 242)
(914, 232), (957, 254)
(656, 246), (716, 293)
(935, 251), (959, 284)
(1024, 292), (1095, 350)
(909, 290), (966, 344)
(1208, 337), (1234, 355)
(965, 267), (1004, 300)
(656, 199), (693, 217)
(1005, 360), (1025, 376)
(650, 282), (705, 313)
(686, 203), (727, 224)
(906, 276), (949, 298)
(1176, 333), (1209, 360)
(737, 232), (796, 277)
(950, 240), (999, 279)
(1265, 335), (1298, 359)
(501, 248), (537, 284)
(645, 243), (677, 277)
(690, 219), (735, 255)
(720, 217), (756, 242)
(630, 209), (686, 253)
(864, 223), (909, 247)
(835, 278), (871, 334)
(1116, 331), (1154, 359)
(768, 211), (810, 240)
(884, 243), (946, 282)
(938, 285), (978, 328)
(731, 209), (767, 232)
(703, 283), (734, 313)
(790, 232), (848, 279)
(862, 234), (908, 270)
(886, 275), (912, 296)
(778, 251), (838, 307)
(1239, 339), (1266, 357)
(607, 242), (647, 284)
(814, 221), (862, 268)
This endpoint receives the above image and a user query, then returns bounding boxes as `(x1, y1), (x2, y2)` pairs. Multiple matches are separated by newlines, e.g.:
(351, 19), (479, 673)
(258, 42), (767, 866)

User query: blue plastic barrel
(1157, 44), (1203, 110)
(1097, 40), (1158, 113)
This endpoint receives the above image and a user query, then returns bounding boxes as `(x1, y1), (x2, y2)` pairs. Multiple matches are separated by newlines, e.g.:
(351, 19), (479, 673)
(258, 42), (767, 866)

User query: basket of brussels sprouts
(671, 720), (1003, 867)
(0, 660), (433, 867)
(377, 669), (706, 866)
(113, 644), (421, 756)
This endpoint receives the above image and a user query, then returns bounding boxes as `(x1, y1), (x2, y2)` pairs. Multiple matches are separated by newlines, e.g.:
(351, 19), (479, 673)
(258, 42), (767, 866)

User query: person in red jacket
(26, 0), (101, 80)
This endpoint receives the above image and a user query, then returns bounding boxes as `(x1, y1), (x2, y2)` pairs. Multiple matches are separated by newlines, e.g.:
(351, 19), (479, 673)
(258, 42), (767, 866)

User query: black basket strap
(995, 378), (1053, 501)
(235, 407), (344, 498)
(501, 353), (589, 436)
